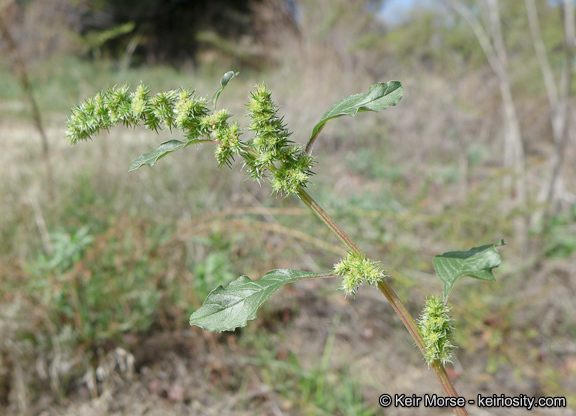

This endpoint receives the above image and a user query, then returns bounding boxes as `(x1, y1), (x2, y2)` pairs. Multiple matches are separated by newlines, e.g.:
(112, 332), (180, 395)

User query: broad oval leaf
(189, 269), (331, 332)
(434, 240), (505, 300)
(306, 81), (404, 152)
(129, 139), (206, 171)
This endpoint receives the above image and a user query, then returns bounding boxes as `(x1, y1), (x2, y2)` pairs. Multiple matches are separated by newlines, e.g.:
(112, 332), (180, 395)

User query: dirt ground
(2, 279), (572, 416)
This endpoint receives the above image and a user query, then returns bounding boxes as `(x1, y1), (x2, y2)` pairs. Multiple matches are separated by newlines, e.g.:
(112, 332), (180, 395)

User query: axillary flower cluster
(333, 252), (385, 296)
(66, 83), (315, 196)
(418, 296), (456, 366)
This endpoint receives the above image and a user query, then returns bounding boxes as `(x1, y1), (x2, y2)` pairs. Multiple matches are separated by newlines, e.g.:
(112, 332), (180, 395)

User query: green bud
(131, 84), (149, 119)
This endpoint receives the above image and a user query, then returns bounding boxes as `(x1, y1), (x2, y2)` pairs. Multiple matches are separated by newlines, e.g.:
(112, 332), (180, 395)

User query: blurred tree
(446, 0), (528, 252)
(73, 0), (300, 67)
(525, 0), (574, 237)
(292, 0), (387, 77)
(0, 0), (52, 195)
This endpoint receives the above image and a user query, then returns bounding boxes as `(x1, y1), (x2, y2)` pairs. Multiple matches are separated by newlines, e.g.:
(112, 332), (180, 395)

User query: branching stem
(297, 187), (468, 416)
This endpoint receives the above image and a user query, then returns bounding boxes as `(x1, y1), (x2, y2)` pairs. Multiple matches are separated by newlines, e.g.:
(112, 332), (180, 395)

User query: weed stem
(297, 188), (468, 416)
(296, 189), (362, 255)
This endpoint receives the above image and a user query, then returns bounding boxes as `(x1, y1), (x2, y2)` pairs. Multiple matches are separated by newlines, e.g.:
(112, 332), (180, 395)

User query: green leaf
(306, 81), (404, 152)
(190, 269), (331, 332)
(433, 240), (504, 300)
(128, 139), (206, 171)
(211, 71), (239, 108)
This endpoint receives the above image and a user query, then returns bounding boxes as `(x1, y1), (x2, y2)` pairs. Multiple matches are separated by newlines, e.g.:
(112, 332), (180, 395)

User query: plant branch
(296, 189), (361, 255)
(296, 188), (468, 416)
(377, 281), (467, 416)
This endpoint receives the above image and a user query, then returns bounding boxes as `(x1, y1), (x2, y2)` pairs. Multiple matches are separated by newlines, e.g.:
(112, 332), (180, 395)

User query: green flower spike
(418, 296), (456, 366)
(243, 84), (316, 195)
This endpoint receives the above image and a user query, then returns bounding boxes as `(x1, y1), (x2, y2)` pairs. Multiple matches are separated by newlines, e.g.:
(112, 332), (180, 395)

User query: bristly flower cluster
(244, 84), (315, 195)
(418, 296), (456, 366)
(66, 82), (315, 196)
(66, 84), (210, 143)
(333, 252), (385, 296)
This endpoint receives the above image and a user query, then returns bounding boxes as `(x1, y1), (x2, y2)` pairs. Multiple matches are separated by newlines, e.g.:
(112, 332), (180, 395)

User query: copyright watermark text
(379, 393), (567, 410)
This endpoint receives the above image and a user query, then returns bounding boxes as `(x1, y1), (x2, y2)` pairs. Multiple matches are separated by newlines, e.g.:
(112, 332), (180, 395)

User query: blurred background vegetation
(0, 0), (575, 415)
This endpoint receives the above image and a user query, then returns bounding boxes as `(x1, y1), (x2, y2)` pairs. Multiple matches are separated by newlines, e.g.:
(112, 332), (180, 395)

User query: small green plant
(190, 233), (237, 301)
(34, 226), (93, 273)
(67, 72), (504, 415)
(542, 207), (576, 258)
(27, 224), (162, 349)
